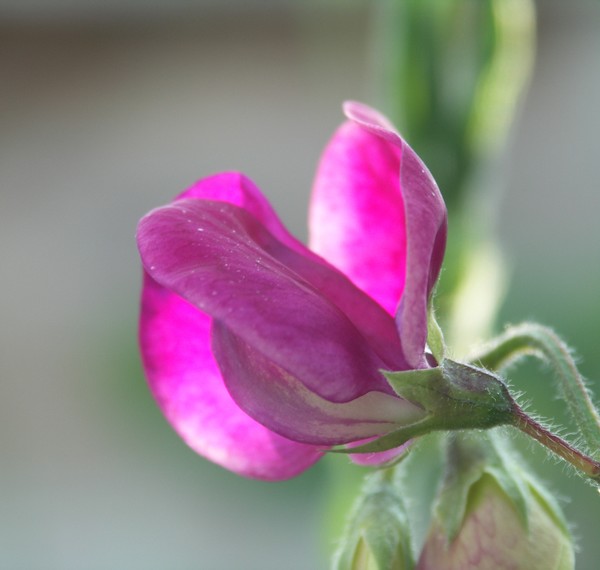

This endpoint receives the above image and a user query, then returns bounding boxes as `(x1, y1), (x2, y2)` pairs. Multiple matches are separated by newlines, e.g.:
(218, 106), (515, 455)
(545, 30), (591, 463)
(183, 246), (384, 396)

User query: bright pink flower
(136, 102), (447, 480)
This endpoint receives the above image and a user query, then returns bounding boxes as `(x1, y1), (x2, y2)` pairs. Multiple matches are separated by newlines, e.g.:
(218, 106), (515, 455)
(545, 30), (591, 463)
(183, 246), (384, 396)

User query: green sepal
(523, 473), (571, 537)
(426, 303), (446, 364)
(385, 359), (516, 430)
(330, 360), (516, 457)
(434, 432), (529, 541)
(332, 470), (414, 570)
(328, 417), (440, 456)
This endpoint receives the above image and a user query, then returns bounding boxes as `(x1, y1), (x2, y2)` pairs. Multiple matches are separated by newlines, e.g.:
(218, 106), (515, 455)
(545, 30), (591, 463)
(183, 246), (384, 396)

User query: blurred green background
(1, 0), (598, 568)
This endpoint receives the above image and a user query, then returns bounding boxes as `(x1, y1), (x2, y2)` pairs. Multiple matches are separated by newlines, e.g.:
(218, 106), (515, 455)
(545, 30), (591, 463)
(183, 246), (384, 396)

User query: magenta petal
(140, 273), (322, 480)
(349, 440), (412, 467)
(176, 172), (308, 256)
(213, 323), (424, 445)
(312, 102), (447, 369)
(137, 198), (400, 402)
(309, 113), (406, 317)
(137, 102), (447, 476)
(395, 144), (447, 369)
(140, 173), (327, 479)
(180, 172), (406, 369)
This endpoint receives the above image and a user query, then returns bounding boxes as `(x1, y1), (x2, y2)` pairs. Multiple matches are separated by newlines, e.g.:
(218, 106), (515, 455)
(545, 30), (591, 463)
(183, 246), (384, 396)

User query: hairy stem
(512, 404), (600, 484)
(473, 322), (600, 459)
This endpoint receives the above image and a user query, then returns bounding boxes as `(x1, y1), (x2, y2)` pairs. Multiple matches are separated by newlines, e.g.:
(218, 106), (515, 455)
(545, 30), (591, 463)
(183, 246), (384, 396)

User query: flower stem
(472, 322), (600, 460)
(511, 403), (600, 484)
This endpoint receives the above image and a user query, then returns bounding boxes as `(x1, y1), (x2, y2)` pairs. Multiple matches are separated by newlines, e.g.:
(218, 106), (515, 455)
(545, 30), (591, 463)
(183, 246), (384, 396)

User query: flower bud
(417, 434), (574, 570)
(333, 471), (413, 570)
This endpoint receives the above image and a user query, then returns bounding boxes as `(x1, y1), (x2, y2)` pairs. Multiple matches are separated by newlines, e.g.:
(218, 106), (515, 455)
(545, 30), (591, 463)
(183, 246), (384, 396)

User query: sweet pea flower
(136, 102), (447, 481)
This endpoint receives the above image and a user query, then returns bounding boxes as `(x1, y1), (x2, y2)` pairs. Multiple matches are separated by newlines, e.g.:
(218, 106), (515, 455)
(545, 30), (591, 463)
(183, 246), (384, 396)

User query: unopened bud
(333, 471), (413, 570)
(417, 434), (574, 570)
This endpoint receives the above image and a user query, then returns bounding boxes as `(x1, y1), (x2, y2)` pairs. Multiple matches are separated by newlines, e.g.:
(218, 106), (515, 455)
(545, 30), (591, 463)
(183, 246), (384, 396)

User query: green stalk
(473, 322), (600, 460)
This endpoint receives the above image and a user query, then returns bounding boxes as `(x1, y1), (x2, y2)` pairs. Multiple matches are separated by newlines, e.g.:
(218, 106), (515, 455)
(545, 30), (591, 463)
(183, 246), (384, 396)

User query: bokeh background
(1, 0), (598, 568)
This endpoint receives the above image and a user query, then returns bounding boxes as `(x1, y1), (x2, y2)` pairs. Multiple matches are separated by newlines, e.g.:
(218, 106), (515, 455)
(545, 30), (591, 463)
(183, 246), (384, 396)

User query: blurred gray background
(1, 1), (599, 568)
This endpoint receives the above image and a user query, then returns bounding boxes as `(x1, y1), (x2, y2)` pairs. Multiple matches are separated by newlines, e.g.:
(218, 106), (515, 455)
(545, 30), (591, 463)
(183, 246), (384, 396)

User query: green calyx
(385, 359), (515, 430)
(331, 359), (516, 457)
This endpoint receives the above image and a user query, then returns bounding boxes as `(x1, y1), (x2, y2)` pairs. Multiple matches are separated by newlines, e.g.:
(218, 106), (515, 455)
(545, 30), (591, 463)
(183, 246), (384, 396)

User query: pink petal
(395, 143), (447, 369)
(213, 323), (423, 445)
(182, 173), (407, 369)
(310, 102), (447, 369)
(176, 172), (306, 254)
(309, 113), (406, 317)
(140, 173), (326, 480)
(140, 273), (322, 480)
(137, 198), (399, 402)
(348, 439), (412, 467)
